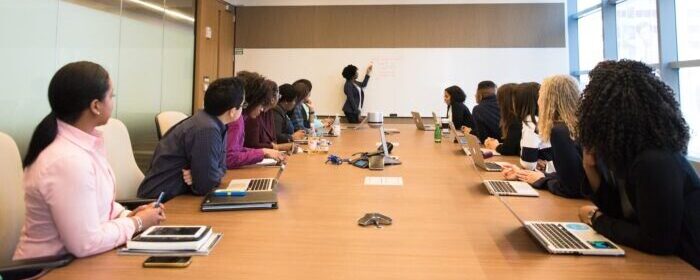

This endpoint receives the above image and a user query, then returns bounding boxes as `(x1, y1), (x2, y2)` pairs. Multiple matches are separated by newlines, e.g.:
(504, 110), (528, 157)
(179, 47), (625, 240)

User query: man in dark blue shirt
(138, 78), (245, 201)
(471, 81), (501, 143)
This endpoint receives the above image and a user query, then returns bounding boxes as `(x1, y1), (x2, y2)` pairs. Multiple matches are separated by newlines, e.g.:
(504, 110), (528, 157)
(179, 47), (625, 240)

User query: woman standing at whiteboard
(342, 63), (373, 123)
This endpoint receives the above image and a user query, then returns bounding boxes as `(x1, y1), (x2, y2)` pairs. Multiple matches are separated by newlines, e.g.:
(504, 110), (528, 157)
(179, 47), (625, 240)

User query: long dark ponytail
(23, 61), (110, 167)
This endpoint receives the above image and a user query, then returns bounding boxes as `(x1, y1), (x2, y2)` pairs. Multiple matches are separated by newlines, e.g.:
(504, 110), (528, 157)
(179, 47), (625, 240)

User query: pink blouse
(13, 120), (135, 260)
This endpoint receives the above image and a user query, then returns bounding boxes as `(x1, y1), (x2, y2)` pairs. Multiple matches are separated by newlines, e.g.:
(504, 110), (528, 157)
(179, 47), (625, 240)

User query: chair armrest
(0, 254), (74, 279)
(116, 198), (156, 210)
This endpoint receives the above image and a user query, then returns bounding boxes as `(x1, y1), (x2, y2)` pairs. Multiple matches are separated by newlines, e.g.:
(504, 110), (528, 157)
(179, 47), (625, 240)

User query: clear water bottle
(332, 114), (341, 136)
(308, 126), (319, 154)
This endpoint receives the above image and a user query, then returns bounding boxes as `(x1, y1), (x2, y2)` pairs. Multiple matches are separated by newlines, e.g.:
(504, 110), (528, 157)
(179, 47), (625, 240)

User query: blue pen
(154, 192), (165, 208)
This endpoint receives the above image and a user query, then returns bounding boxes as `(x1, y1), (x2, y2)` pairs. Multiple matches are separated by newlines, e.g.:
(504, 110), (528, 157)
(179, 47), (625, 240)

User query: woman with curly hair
(341, 63), (372, 123)
(443, 85), (475, 132)
(502, 75), (585, 198)
(225, 71), (287, 169)
(577, 60), (700, 269)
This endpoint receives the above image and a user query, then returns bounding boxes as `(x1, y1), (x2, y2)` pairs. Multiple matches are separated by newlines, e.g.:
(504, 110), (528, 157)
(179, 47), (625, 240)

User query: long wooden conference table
(45, 124), (699, 279)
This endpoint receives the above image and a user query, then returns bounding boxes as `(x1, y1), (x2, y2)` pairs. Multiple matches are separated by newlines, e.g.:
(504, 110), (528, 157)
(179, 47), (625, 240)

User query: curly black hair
(236, 71), (277, 114)
(445, 85), (467, 103)
(578, 59), (689, 172)
(342, 65), (358, 80)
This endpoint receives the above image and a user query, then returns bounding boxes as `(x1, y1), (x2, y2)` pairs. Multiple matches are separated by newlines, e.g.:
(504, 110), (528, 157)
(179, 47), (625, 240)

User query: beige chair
(155, 111), (188, 139)
(97, 118), (144, 201)
(0, 134), (74, 277)
(0, 132), (25, 263)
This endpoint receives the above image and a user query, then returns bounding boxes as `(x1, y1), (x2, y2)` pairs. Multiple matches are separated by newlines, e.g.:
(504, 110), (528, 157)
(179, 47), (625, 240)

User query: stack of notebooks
(118, 225), (222, 256)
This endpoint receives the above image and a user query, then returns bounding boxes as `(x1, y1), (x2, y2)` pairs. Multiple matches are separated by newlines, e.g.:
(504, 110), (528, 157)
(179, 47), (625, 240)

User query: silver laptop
(216, 165), (285, 195)
(411, 111), (435, 131)
(448, 121), (471, 155)
(464, 134), (503, 172)
(432, 112), (449, 134)
(498, 195), (625, 256)
(379, 126), (401, 165)
(483, 179), (539, 197)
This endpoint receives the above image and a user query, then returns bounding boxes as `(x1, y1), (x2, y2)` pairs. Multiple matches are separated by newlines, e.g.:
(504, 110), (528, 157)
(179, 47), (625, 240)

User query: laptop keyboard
(247, 179), (274, 191)
(485, 162), (502, 170)
(532, 223), (588, 250)
(490, 181), (517, 194)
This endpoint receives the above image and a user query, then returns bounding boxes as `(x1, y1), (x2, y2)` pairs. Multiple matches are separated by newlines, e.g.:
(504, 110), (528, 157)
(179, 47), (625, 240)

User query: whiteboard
(234, 48), (569, 117)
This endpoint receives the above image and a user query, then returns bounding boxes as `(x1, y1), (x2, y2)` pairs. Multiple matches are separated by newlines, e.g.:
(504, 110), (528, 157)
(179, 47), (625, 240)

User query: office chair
(0, 132), (73, 279)
(97, 119), (153, 209)
(155, 111), (188, 139)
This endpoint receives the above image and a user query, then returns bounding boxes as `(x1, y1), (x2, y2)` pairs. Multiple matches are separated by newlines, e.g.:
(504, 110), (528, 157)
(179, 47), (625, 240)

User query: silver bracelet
(134, 216), (143, 232)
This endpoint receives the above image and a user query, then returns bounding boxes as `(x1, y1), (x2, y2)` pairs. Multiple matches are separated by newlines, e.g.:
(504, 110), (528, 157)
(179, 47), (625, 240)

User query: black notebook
(201, 191), (278, 212)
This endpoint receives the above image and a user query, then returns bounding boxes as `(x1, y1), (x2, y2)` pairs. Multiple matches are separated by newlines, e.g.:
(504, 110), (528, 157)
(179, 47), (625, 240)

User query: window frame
(569, 0), (700, 161)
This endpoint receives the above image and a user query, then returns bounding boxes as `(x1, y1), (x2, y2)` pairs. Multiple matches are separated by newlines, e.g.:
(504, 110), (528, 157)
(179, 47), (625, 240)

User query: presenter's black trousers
(344, 111), (360, 124)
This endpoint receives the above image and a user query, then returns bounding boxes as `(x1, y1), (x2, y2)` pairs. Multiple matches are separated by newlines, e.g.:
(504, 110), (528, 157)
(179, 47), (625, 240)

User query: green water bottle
(434, 120), (442, 143)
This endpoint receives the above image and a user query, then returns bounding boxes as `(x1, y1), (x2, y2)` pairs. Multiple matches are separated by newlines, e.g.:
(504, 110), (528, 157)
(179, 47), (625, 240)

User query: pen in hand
(154, 192), (165, 208)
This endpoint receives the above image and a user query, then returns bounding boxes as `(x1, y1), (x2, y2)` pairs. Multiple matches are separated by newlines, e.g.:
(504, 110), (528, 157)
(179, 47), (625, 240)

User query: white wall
(232, 0), (569, 117)
(226, 0), (563, 6)
(236, 48), (569, 117)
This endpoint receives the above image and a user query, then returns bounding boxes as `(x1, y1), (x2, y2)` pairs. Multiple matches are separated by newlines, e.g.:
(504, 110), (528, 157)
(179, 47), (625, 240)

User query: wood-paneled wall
(194, 0), (235, 110)
(235, 3), (565, 49)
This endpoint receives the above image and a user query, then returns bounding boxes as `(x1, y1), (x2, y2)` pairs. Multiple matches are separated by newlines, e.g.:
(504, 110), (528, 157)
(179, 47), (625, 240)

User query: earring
(96, 112), (101, 116)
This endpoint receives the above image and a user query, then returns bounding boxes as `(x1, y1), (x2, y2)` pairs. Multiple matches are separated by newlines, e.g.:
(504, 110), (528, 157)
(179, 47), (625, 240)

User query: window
(578, 11), (604, 71)
(616, 0), (659, 64)
(578, 0), (601, 11)
(676, 0), (700, 158)
(676, 0), (700, 60)
(680, 68), (700, 158)
(579, 74), (591, 91)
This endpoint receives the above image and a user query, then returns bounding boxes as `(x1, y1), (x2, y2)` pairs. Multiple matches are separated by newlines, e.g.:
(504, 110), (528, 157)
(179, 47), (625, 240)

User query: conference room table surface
(45, 124), (699, 279)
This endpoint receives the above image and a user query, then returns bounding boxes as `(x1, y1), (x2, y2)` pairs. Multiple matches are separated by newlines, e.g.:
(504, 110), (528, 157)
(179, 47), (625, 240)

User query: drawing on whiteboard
(371, 55), (401, 78)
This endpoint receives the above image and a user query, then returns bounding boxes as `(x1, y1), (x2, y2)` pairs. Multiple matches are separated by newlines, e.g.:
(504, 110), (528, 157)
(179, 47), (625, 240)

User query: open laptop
(448, 121), (471, 154)
(410, 111), (435, 131)
(483, 179), (539, 197)
(498, 195), (625, 256)
(214, 165), (285, 196)
(464, 134), (504, 172)
(449, 121), (501, 156)
(431, 112), (449, 134)
(379, 126), (401, 165)
(201, 166), (285, 211)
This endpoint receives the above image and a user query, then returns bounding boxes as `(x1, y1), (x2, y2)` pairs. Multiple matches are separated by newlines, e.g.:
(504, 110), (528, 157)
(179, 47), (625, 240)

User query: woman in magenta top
(226, 72), (286, 169)
(13, 62), (165, 260)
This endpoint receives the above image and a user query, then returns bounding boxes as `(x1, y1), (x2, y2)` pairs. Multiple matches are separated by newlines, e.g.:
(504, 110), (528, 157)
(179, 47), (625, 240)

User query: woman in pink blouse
(13, 61), (165, 260)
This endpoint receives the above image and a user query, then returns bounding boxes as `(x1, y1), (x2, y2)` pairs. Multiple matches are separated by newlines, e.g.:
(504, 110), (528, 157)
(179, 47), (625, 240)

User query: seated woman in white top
(13, 61), (165, 260)
(502, 76), (586, 198)
(514, 82), (554, 172)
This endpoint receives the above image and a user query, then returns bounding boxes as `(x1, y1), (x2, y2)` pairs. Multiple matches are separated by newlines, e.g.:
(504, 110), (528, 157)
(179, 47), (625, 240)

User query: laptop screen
(379, 126), (389, 156)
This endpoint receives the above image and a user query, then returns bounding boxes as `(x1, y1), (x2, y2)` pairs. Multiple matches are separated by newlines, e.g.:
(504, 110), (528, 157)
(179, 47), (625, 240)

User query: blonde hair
(537, 75), (580, 142)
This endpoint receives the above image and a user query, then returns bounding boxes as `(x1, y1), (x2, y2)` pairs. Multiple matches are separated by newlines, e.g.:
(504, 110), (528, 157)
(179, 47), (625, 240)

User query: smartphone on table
(142, 256), (191, 268)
